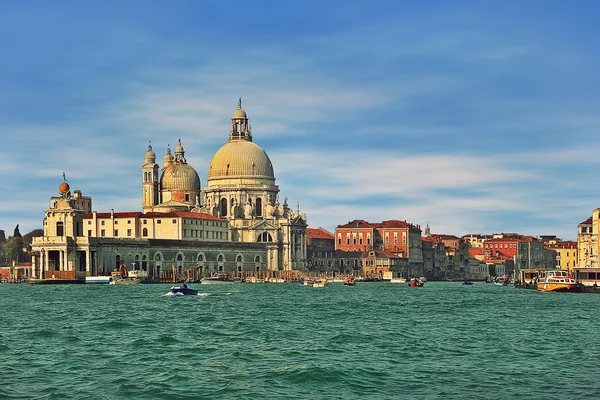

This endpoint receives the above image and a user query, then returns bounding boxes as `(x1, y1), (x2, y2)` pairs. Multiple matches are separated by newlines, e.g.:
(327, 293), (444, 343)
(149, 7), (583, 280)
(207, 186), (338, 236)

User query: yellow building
(578, 209), (600, 268)
(547, 241), (578, 271)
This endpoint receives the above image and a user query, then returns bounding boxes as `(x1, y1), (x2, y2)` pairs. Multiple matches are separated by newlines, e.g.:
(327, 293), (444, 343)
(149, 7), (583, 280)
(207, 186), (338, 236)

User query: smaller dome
(59, 182), (70, 194)
(164, 148), (174, 163)
(233, 107), (247, 119)
(160, 163), (201, 192)
(145, 144), (156, 161)
(175, 139), (184, 154)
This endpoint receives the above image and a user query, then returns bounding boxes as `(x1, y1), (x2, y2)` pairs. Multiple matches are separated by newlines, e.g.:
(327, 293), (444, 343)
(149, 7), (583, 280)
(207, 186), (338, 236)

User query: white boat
(390, 277), (407, 284)
(85, 276), (111, 284)
(109, 275), (139, 285)
(312, 278), (326, 288)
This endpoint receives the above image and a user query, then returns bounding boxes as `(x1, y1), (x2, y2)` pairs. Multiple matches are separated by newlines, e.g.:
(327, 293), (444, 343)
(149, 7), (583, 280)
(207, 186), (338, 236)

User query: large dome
(208, 141), (274, 180)
(160, 163), (201, 191)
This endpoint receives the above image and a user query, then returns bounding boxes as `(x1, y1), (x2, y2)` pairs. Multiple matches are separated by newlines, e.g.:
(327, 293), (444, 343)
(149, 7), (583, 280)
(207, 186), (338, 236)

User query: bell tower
(142, 142), (159, 211)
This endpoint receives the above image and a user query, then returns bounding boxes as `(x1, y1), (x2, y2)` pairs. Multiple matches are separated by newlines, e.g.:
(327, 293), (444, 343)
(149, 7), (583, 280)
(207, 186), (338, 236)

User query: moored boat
(390, 277), (407, 284)
(343, 276), (355, 286)
(201, 273), (234, 284)
(85, 276), (111, 284)
(537, 270), (579, 292)
(312, 278), (326, 288)
(109, 275), (140, 285)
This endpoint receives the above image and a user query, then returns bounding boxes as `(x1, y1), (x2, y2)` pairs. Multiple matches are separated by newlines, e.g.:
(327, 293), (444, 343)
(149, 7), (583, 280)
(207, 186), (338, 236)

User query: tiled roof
(84, 211), (224, 221)
(307, 227), (334, 239)
(84, 212), (141, 219)
(337, 220), (375, 229)
(172, 211), (223, 221)
(375, 220), (411, 228)
(579, 217), (593, 225)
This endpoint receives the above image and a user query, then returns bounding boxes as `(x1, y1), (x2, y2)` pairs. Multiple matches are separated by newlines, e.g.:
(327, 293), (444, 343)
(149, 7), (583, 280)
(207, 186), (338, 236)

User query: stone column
(86, 250), (91, 276)
(31, 255), (37, 279)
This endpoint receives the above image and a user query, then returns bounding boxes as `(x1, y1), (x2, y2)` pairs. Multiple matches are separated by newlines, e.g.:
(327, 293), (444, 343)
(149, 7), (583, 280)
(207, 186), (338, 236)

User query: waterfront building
(578, 209), (600, 268)
(462, 234), (485, 248)
(31, 101), (307, 281)
(483, 236), (519, 265)
(544, 238), (577, 272)
(421, 235), (447, 280)
(516, 236), (555, 272)
(335, 219), (424, 279)
(427, 234), (469, 280)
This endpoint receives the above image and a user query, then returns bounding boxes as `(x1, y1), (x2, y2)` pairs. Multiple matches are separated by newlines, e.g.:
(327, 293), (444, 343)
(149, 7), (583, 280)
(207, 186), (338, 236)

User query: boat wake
(163, 292), (212, 296)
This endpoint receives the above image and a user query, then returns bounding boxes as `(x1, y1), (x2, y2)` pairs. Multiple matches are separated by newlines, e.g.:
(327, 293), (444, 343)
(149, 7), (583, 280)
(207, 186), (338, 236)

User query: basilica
(31, 101), (308, 281)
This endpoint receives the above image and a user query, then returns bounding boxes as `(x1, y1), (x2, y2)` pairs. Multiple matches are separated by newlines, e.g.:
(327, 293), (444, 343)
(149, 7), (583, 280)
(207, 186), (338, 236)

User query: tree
(2, 236), (23, 264)
(0, 230), (6, 243)
(13, 224), (21, 238)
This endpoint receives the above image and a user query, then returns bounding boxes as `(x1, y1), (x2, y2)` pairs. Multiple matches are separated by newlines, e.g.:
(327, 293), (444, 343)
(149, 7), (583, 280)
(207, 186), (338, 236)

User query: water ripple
(1, 282), (599, 399)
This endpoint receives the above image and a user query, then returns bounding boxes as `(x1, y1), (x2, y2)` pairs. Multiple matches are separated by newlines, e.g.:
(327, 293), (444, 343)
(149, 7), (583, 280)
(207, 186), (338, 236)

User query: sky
(1, 0), (599, 241)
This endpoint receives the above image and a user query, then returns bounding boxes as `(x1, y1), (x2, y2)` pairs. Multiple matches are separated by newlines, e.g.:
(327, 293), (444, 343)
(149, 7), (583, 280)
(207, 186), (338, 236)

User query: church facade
(31, 101), (307, 280)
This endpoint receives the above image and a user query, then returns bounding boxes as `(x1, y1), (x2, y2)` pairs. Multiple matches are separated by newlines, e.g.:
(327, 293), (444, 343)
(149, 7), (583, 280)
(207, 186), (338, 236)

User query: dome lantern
(229, 97), (252, 142)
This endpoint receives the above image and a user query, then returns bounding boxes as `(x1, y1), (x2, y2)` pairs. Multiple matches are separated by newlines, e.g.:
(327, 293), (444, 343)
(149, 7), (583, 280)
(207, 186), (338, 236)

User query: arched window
(220, 198), (228, 217)
(255, 255), (261, 263)
(257, 232), (273, 242)
(142, 228), (148, 237)
(236, 255), (243, 262)
(255, 198), (262, 217)
(197, 254), (204, 262)
(218, 255), (224, 262)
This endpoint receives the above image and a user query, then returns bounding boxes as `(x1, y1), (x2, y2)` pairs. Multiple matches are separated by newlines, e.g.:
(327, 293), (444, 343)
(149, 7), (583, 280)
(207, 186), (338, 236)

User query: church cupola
(174, 138), (186, 163)
(229, 98), (252, 142)
(163, 146), (174, 169)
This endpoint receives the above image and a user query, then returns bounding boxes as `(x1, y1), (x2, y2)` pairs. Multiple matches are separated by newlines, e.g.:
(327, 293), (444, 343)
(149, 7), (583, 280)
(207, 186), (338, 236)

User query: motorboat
(462, 280), (474, 285)
(537, 270), (579, 292)
(343, 276), (355, 286)
(169, 285), (198, 295)
(85, 276), (111, 284)
(409, 278), (424, 287)
(390, 277), (407, 284)
(109, 275), (139, 285)
(313, 278), (326, 288)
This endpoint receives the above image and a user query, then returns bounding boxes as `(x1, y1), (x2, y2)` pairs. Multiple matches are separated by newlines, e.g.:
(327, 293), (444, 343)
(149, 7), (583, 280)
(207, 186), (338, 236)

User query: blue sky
(1, 0), (599, 240)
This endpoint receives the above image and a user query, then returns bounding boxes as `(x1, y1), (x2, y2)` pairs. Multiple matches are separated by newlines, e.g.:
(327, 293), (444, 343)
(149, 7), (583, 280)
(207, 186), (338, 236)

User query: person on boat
(182, 283), (188, 289)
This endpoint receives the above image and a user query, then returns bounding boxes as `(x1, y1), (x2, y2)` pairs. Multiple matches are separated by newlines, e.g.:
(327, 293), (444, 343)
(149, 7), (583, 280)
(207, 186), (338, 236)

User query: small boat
(169, 284), (198, 295)
(85, 276), (111, 284)
(408, 278), (424, 287)
(109, 275), (140, 285)
(537, 270), (579, 292)
(343, 276), (355, 286)
(390, 277), (407, 284)
(313, 278), (326, 288)
(201, 273), (233, 284)
(462, 280), (474, 285)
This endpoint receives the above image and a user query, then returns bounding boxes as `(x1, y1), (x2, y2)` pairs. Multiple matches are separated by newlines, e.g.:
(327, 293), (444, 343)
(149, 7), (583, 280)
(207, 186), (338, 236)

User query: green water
(1, 282), (599, 399)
